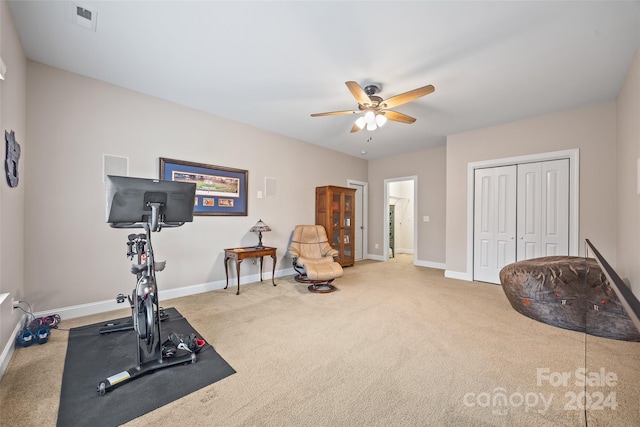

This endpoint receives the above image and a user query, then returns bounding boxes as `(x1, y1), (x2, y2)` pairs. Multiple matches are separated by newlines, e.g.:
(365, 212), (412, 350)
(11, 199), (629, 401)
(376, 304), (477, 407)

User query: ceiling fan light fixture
(364, 110), (375, 124)
(311, 81), (434, 134)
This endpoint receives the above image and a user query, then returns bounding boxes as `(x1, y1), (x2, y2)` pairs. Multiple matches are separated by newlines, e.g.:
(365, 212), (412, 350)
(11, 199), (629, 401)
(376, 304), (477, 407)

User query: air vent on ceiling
(71, 4), (98, 32)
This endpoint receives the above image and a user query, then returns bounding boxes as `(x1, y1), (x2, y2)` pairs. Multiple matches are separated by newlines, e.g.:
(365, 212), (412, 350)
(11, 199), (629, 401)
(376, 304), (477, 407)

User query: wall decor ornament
(5, 130), (20, 188)
(159, 157), (248, 216)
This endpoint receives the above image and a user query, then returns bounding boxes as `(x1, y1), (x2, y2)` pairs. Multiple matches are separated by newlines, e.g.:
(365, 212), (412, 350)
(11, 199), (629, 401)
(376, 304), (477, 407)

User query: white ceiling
(7, 1), (640, 159)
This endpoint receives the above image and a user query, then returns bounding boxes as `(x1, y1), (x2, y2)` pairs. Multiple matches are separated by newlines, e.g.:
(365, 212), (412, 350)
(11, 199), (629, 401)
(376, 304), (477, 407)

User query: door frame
(347, 179), (368, 261)
(466, 149), (579, 281)
(384, 176), (418, 262)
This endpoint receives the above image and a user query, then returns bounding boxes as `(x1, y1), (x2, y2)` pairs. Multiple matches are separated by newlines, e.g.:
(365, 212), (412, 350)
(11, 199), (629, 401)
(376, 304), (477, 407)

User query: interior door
(473, 165), (517, 283)
(517, 159), (569, 260)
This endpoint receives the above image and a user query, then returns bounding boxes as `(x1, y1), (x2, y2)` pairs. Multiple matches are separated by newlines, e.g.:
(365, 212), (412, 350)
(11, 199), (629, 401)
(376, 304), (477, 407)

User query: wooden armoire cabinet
(315, 185), (356, 267)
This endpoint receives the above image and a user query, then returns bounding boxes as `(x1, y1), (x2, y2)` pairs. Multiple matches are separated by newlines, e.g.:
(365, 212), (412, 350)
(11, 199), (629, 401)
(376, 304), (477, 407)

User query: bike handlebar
(110, 221), (185, 229)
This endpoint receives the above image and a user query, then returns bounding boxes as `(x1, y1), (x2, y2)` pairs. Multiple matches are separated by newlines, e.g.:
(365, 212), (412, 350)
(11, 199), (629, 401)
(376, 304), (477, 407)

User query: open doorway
(384, 176), (417, 263)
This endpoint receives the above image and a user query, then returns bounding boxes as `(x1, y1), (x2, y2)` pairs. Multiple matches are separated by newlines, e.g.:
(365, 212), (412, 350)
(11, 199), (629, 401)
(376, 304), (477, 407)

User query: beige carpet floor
(1, 254), (639, 426)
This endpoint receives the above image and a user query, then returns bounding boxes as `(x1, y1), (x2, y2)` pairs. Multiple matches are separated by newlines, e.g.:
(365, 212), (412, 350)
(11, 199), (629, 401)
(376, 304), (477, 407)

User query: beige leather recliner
(288, 225), (344, 293)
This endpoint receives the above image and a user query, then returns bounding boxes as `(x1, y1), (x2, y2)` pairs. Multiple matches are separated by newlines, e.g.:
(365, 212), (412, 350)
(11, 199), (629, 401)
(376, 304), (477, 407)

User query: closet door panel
(516, 159), (569, 261)
(541, 159), (569, 256)
(517, 163), (542, 260)
(473, 166), (517, 283)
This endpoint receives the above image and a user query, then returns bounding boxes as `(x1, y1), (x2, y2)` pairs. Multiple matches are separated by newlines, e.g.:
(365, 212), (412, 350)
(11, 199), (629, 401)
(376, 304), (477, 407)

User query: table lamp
(250, 219), (271, 248)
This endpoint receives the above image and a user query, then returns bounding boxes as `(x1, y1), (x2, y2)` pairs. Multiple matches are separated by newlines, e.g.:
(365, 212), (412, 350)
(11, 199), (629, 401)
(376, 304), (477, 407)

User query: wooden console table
(224, 246), (277, 295)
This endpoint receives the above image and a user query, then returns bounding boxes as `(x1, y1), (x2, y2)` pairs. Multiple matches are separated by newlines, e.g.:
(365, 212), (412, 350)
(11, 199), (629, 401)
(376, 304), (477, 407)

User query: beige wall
(367, 145), (446, 265)
(0, 0), (27, 368)
(616, 49), (640, 295)
(446, 102), (618, 277)
(24, 61), (367, 312)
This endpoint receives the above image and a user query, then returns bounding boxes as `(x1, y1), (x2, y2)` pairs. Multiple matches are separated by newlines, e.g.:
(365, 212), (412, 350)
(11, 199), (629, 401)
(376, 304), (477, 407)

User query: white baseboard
(0, 314), (26, 380)
(395, 248), (413, 254)
(414, 260), (446, 270)
(34, 268), (296, 320)
(444, 270), (472, 282)
(365, 254), (446, 270)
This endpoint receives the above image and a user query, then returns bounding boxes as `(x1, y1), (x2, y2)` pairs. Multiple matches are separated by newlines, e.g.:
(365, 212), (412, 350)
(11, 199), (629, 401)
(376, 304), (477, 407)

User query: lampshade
(355, 117), (366, 129)
(375, 114), (387, 127)
(250, 219), (271, 248)
(366, 121), (377, 131)
(364, 110), (375, 124)
(250, 219), (271, 233)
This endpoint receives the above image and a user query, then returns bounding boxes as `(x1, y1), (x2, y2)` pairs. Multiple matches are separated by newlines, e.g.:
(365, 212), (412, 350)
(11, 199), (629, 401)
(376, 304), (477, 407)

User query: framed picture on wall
(159, 157), (248, 216)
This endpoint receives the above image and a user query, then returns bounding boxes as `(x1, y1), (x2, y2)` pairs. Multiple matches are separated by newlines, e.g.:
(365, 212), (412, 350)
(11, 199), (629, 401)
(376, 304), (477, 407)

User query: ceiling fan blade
(350, 123), (362, 133)
(380, 85), (435, 109)
(345, 81), (372, 107)
(383, 110), (417, 124)
(311, 110), (360, 117)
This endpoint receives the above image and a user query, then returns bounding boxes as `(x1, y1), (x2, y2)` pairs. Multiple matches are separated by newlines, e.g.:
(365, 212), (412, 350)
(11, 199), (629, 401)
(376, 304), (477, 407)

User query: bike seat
(131, 261), (166, 274)
(131, 264), (145, 275)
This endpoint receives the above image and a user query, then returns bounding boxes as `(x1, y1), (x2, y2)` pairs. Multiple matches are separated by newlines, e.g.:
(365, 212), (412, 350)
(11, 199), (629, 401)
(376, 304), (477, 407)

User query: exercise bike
(99, 177), (198, 395)
(98, 233), (168, 335)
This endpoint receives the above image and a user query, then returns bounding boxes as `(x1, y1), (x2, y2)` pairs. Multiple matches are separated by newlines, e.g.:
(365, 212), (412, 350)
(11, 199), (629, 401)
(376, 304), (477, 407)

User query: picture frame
(159, 157), (248, 216)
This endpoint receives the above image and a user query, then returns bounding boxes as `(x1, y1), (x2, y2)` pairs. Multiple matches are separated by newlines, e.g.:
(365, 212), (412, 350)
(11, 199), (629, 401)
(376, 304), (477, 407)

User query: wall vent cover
(71, 4), (98, 32)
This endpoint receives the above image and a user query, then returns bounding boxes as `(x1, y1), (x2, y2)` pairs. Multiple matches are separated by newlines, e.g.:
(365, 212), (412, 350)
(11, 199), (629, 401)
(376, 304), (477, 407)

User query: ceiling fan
(311, 81), (435, 133)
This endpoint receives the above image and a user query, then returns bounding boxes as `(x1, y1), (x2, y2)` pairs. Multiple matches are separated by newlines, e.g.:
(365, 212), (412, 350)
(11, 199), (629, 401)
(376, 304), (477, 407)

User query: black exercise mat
(57, 307), (235, 427)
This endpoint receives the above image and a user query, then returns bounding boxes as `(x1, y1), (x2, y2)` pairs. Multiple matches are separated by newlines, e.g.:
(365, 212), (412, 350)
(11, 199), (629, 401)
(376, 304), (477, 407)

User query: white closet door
(473, 166), (517, 283)
(516, 162), (542, 259)
(517, 159), (569, 260)
(540, 159), (569, 255)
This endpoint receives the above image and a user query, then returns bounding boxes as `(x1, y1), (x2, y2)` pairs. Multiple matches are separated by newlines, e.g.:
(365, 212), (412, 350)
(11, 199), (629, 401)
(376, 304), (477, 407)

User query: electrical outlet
(12, 299), (20, 310)
(375, 243), (379, 249)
